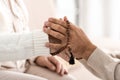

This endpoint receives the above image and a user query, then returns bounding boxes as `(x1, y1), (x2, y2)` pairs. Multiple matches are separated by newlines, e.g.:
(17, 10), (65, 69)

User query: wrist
(82, 44), (97, 60)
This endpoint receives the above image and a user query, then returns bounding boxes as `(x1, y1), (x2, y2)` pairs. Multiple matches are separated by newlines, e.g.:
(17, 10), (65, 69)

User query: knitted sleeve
(0, 30), (49, 61)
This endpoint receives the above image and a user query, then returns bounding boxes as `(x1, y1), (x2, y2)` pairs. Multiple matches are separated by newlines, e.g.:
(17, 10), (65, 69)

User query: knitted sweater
(0, 0), (49, 72)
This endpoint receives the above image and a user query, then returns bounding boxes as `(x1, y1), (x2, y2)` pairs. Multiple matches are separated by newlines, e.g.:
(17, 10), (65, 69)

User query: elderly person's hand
(43, 17), (96, 60)
(35, 56), (68, 76)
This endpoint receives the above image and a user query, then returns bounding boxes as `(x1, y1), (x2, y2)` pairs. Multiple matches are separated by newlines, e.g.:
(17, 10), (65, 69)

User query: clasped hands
(43, 17), (97, 61)
(34, 17), (96, 76)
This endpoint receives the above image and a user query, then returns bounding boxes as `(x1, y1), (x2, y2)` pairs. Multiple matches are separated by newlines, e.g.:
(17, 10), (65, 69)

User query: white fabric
(0, 0), (49, 61)
(0, 0), (49, 72)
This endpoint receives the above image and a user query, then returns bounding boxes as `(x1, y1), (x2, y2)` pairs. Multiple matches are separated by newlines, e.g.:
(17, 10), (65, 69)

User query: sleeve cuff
(86, 48), (118, 80)
(87, 48), (114, 71)
(32, 30), (50, 56)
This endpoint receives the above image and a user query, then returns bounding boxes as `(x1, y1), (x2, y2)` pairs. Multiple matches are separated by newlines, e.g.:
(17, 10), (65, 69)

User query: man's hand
(35, 56), (68, 76)
(43, 17), (97, 60)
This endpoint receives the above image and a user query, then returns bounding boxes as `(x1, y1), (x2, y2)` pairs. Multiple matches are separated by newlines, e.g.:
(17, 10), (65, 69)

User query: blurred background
(57, 0), (120, 41)
(24, 0), (120, 41)
(24, 0), (120, 80)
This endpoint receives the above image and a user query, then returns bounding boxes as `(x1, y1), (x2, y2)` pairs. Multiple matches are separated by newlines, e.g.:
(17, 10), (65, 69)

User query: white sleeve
(79, 48), (120, 80)
(0, 30), (49, 61)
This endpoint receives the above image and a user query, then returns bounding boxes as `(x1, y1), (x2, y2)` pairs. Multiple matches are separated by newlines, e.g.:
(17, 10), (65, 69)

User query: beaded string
(66, 20), (75, 64)
(50, 19), (75, 65)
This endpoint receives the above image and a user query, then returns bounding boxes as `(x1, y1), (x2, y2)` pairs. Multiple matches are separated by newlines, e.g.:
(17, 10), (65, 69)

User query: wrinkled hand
(43, 19), (67, 54)
(43, 17), (96, 60)
(35, 56), (68, 76)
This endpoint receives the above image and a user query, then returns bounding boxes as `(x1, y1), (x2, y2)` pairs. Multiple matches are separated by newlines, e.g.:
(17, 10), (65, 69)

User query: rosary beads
(50, 19), (75, 65)
(66, 20), (75, 64)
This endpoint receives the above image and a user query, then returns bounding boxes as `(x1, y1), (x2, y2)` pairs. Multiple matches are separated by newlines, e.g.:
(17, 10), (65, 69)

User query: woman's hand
(35, 56), (68, 76)
(43, 17), (96, 60)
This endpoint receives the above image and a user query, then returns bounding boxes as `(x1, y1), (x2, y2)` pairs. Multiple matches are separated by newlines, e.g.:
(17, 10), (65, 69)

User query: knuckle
(57, 25), (62, 30)
(48, 56), (54, 61)
(56, 61), (60, 65)
(59, 21), (64, 25)
(51, 23), (55, 28)
(48, 56), (52, 59)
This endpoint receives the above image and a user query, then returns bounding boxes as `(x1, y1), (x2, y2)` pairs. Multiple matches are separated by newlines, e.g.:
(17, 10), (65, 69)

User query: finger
(60, 65), (68, 76)
(45, 42), (62, 49)
(36, 56), (56, 71)
(48, 18), (67, 28)
(48, 56), (61, 73)
(56, 61), (61, 74)
(59, 18), (63, 20)
(45, 42), (66, 55)
(45, 58), (56, 71)
(64, 68), (68, 74)
(64, 16), (67, 21)
(43, 25), (48, 28)
(63, 16), (75, 30)
(60, 65), (65, 76)
(44, 21), (66, 35)
(44, 28), (65, 40)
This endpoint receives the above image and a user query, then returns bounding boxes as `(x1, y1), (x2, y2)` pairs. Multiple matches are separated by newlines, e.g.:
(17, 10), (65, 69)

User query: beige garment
(26, 65), (76, 80)
(0, 64), (77, 80)
(79, 48), (120, 80)
(0, 70), (48, 80)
